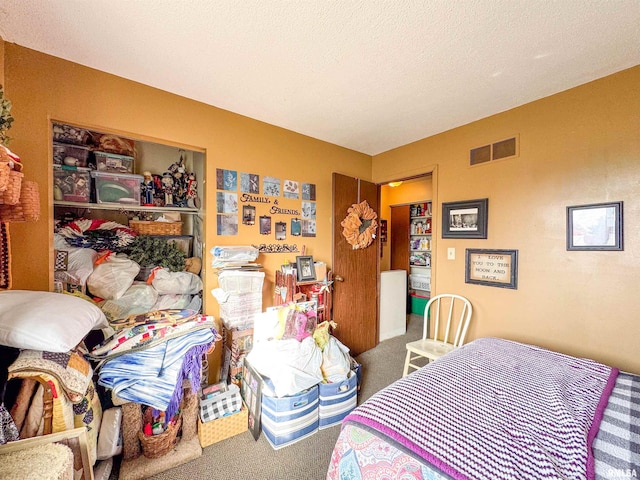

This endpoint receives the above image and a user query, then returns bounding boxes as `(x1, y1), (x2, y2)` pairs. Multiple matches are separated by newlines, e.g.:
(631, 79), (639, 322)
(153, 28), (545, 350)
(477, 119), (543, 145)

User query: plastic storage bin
(95, 151), (134, 174)
(261, 386), (319, 449)
(52, 123), (90, 145)
(410, 273), (431, 291)
(411, 293), (430, 315)
(91, 171), (142, 205)
(53, 165), (91, 203)
(318, 371), (358, 429)
(53, 142), (91, 167)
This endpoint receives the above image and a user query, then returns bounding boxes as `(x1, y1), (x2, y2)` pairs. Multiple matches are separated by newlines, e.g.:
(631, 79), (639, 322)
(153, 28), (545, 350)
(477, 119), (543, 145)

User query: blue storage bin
(261, 386), (319, 449)
(318, 371), (358, 429)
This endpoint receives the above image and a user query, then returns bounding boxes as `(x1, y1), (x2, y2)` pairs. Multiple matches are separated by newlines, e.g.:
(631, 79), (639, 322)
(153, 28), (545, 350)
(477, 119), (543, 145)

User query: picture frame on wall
(296, 255), (316, 282)
(242, 205), (256, 225)
(566, 201), (623, 251)
(442, 198), (488, 239)
(291, 218), (301, 236)
(259, 215), (271, 235)
(275, 221), (286, 240)
(465, 248), (518, 289)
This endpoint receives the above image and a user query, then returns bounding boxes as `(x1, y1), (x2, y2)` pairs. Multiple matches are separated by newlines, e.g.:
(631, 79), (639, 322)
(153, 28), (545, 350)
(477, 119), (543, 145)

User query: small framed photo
(296, 255), (316, 282)
(259, 215), (271, 235)
(291, 218), (301, 236)
(275, 221), (286, 240)
(242, 205), (256, 225)
(442, 198), (488, 239)
(567, 201), (623, 251)
(465, 248), (518, 289)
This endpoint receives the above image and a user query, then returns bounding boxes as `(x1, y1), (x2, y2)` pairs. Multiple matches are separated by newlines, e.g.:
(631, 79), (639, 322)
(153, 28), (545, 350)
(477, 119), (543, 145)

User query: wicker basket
(0, 163), (9, 192)
(138, 414), (183, 459)
(0, 181), (40, 223)
(0, 170), (23, 205)
(129, 220), (182, 236)
(198, 403), (248, 448)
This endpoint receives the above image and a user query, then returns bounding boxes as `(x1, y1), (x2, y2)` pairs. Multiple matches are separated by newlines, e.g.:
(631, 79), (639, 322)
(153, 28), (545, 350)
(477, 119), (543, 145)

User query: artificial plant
(0, 85), (14, 146)
(125, 235), (186, 271)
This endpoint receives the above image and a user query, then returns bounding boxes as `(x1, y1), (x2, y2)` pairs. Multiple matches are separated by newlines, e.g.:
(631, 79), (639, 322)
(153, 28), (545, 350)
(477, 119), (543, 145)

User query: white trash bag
(87, 253), (140, 300)
(151, 268), (203, 294)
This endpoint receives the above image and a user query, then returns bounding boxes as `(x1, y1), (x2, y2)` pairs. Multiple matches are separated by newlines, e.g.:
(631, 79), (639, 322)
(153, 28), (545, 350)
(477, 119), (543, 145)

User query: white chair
(403, 293), (472, 376)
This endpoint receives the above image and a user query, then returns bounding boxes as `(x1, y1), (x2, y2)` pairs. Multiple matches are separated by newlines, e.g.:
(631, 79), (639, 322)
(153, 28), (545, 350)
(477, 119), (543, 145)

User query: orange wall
(373, 66), (640, 374)
(4, 41), (639, 373)
(3, 43), (371, 314)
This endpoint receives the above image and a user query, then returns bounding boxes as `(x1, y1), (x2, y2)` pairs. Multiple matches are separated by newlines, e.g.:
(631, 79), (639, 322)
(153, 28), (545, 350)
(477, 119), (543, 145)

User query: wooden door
(332, 173), (380, 356)
(390, 204), (410, 272)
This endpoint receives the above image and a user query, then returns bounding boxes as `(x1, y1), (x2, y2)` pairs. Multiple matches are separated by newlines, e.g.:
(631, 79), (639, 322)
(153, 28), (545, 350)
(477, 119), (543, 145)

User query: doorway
(380, 174), (434, 325)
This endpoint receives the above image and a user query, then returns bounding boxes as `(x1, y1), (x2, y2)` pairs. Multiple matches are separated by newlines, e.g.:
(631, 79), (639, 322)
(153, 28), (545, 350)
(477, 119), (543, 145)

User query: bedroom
(0, 2), (638, 479)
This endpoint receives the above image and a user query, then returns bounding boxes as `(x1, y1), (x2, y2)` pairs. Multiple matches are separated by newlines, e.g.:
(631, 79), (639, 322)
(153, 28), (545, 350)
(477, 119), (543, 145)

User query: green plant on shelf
(125, 235), (186, 271)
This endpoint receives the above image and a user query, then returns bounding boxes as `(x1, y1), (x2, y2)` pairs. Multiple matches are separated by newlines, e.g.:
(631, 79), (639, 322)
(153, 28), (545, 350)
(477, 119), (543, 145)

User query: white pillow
(0, 290), (108, 352)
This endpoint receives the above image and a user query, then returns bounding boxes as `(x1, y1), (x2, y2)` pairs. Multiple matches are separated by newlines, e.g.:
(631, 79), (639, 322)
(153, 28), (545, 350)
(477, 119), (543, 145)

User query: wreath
(341, 200), (378, 250)
(57, 218), (137, 252)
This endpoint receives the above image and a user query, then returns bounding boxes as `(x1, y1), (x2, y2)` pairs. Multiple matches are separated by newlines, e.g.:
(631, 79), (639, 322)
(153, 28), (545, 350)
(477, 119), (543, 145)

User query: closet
(50, 121), (206, 296)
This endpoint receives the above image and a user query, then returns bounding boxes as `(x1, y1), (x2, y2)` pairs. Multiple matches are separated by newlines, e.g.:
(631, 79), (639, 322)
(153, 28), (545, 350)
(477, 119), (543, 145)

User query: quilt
(335, 338), (619, 480)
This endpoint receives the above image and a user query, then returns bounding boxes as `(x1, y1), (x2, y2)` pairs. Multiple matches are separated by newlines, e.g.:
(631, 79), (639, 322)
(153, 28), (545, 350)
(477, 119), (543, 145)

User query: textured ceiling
(0, 1), (639, 155)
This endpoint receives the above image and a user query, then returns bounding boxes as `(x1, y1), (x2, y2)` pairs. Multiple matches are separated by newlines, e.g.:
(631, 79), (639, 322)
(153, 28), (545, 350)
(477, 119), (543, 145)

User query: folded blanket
(89, 311), (210, 361)
(8, 349), (92, 403)
(97, 327), (216, 416)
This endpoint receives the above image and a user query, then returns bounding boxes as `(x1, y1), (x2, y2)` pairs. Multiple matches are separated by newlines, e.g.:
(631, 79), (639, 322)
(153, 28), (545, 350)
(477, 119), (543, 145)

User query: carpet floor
(109, 313), (423, 480)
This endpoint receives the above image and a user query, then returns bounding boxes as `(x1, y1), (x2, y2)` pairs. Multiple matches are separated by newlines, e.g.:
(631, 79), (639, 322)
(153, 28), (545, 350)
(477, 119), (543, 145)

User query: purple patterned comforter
(342, 338), (618, 480)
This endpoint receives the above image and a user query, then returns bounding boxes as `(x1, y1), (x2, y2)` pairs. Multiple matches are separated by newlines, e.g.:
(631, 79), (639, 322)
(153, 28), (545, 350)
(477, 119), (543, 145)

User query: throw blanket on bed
(346, 337), (619, 480)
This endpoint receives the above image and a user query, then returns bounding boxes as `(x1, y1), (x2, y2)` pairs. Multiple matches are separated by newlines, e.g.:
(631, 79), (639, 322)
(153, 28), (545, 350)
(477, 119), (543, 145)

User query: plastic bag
(152, 293), (193, 310)
(86, 253), (140, 300)
(321, 336), (352, 383)
(313, 320), (337, 350)
(97, 407), (122, 460)
(100, 283), (158, 321)
(277, 302), (317, 342)
(151, 268), (203, 294)
(246, 337), (323, 397)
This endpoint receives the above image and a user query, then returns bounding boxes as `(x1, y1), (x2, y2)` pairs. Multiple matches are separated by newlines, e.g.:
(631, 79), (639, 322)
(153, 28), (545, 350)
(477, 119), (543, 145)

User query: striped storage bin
(261, 386), (319, 450)
(318, 371), (358, 429)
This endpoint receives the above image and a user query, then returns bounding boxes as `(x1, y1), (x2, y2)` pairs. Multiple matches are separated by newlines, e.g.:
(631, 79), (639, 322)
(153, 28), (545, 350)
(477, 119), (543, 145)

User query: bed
(327, 337), (639, 480)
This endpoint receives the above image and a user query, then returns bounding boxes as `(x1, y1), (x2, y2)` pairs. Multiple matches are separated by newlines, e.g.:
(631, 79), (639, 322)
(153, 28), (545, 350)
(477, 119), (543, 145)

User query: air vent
(470, 136), (518, 166)
(470, 145), (491, 165)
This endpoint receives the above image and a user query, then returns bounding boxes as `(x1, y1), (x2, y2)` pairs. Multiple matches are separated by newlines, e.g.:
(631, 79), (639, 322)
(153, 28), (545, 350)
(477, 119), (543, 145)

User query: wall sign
(465, 248), (518, 289)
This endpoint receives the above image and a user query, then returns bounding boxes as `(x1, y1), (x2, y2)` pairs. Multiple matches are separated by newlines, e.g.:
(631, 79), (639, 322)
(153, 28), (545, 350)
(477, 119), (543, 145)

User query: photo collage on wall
(216, 168), (317, 244)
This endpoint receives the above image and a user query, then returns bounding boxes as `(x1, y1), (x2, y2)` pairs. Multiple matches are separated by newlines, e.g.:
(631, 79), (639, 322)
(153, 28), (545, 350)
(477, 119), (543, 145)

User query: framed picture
(296, 255), (316, 282)
(380, 219), (388, 243)
(242, 204), (256, 225)
(465, 248), (518, 289)
(566, 201), (623, 251)
(291, 218), (301, 236)
(442, 198), (488, 239)
(275, 221), (286, 240)
(0, 427), (92, 480)
(241, 360), (263, 441)
(259, 215), (271, 235)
